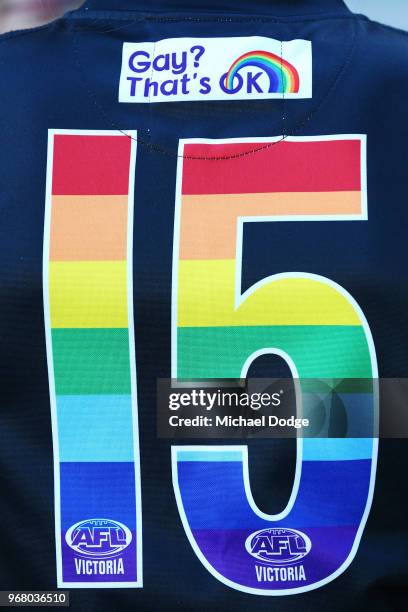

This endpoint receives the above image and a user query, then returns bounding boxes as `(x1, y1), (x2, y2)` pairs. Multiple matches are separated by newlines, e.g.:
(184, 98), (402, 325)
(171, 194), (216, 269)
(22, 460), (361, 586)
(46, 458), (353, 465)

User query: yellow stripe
(178, 259), (361, 327)
(50, 261), (128, 328)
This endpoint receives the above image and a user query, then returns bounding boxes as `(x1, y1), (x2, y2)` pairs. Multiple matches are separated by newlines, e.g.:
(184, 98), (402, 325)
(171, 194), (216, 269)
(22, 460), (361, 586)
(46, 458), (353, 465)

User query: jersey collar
(81, 0), (351, 17)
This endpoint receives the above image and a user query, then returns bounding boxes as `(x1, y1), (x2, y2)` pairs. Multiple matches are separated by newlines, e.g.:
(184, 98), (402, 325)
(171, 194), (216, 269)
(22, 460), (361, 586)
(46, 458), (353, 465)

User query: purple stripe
(61, 530), (137, 583)
(192, 526), (357, 589)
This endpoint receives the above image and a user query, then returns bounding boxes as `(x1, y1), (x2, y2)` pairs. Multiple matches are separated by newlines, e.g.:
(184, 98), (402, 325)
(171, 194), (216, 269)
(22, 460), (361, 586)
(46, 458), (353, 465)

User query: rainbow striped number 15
(44, 131), (377, 593)
(171, 136), (378, 595)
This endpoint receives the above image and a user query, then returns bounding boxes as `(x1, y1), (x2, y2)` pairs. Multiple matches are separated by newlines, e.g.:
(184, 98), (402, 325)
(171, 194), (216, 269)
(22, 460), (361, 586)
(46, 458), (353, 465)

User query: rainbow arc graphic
(225, 50), (300, 93)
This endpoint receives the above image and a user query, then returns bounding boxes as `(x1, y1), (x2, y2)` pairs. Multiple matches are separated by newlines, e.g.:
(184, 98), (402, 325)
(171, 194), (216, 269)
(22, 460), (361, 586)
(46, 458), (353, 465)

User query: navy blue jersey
(0, 0), (407, 609)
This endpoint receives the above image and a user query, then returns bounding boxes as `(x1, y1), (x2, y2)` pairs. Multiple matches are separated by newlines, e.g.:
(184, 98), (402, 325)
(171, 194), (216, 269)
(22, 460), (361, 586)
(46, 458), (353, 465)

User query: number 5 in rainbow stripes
(172, 135), (378, 595)
(43, 130), (142, 588)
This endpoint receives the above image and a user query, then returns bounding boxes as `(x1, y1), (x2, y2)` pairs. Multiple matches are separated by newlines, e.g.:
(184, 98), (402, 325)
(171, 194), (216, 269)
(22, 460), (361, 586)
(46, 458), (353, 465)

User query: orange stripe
(50, 195), (128, 261)
(180, 191), (361, 260)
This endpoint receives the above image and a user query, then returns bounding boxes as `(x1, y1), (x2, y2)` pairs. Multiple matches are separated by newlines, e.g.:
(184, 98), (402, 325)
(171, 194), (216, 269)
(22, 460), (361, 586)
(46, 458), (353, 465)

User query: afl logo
(65, 518), (132, 558)
(245, 528), (311, 565)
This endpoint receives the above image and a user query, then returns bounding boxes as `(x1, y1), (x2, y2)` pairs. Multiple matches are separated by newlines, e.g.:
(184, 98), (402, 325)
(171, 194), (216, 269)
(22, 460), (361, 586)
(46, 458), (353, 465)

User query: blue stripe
(57, 395), (134, 462)
(60, 462), (137, 530)
(178, 450), (243, 462)
(302, 438), (374, 461)
(177, 459), (372, 529)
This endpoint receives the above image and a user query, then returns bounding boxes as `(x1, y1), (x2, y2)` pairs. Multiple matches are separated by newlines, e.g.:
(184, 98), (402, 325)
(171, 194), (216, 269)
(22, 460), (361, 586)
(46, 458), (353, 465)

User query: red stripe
(52, 135), (132, 195)
(182, 140), (361, 195)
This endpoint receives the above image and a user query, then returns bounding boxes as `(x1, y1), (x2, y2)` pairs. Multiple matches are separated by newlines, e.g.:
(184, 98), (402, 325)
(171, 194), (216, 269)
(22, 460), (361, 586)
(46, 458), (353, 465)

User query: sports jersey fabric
(0, 0), (407, 610)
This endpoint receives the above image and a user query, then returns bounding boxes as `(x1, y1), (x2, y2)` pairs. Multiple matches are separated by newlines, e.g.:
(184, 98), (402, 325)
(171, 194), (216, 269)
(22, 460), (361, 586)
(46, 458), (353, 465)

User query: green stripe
(301, 378), (374, 394)
(52, 328), (131, 395)
(177, 326), (372, 379)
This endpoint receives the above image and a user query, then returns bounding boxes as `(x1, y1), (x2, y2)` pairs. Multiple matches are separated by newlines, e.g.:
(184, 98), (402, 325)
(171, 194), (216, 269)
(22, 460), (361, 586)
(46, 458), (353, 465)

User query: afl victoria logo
(246, 528), (311, 565)
(65, 518), (132, 558)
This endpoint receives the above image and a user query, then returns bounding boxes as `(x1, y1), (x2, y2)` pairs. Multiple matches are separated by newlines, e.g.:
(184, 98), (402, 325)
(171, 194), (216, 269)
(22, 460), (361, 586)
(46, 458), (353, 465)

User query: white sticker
(118, 37), (312, 104)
